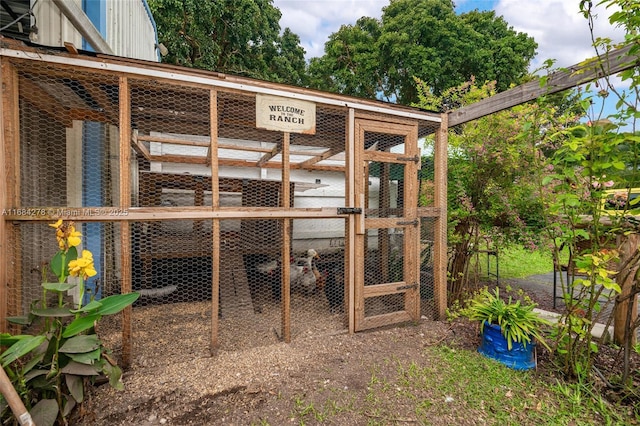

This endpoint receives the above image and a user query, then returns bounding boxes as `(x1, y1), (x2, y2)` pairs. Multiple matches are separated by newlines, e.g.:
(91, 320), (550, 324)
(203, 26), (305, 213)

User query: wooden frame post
(614, 233), (639, 345)
(404, 123), (421, 323)
(282, 132), (291, 342)
(119, 76), (133, 367)
(0, 59), (20, 333)
(433, 113), (448, 319)
(346, 108), (356, 333)
(210, 89), (220, 353)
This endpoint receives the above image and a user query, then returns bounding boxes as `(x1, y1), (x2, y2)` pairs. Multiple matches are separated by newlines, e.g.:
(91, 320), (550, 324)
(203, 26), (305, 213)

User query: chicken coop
(0, 37), (448, 367)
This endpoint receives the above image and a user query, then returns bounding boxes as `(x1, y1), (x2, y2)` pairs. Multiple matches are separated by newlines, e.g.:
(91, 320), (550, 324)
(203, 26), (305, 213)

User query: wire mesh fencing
(1, 48), (444, 368)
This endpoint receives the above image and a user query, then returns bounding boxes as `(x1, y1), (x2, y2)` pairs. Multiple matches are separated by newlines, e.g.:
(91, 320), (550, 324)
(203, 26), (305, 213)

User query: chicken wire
(1, 52), (443, 367)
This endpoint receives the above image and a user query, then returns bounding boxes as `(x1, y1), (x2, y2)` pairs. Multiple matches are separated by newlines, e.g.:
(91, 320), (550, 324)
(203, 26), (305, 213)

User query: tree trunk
(614, 233), (640, 345)
(448, 221), (476, 302)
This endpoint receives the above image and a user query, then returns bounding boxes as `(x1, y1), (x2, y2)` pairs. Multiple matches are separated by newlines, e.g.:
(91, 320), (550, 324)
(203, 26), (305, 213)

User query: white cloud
(274, 0), (626, 70)
(274, 0), (387, 59)
(493, 0), (630, 119)
(272, 0), (632, 123)
(271, 0), (632, 127)
(495, 0), (625, 70)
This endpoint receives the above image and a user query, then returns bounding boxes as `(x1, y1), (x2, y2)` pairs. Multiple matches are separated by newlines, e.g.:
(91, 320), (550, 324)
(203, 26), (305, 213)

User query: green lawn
(475, 245), (556, 279)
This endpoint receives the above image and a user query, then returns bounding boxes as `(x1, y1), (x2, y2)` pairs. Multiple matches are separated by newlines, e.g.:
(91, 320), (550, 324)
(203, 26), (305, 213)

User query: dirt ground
(72, 278), (639, 426)
(75, 318), (467, 425)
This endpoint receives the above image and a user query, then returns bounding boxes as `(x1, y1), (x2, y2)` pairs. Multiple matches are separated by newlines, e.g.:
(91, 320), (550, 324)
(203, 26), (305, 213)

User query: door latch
(396, 283), (418, 291)
(337, 207), (362, 214)
(396, 219), (418, 226)
(397, 155), (420, 163)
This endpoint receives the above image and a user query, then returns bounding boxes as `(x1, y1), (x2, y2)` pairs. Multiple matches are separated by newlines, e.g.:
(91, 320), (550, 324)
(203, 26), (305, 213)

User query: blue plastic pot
(478, 321), (536, 370)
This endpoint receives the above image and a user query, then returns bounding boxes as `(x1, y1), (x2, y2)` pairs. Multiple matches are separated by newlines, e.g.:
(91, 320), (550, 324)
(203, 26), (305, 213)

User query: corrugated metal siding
(33, 0), (83, 49)
(106, 0), (157, 61)
(31, 0), (157, 62)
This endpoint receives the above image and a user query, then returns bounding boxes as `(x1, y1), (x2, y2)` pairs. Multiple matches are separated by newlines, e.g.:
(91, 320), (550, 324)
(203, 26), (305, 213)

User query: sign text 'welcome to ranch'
(256, 94), (316, 134)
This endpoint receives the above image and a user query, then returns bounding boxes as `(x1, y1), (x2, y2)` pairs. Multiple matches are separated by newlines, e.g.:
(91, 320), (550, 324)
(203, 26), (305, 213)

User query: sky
(273, 0), (626, 70)
(272, 0), (630, 117)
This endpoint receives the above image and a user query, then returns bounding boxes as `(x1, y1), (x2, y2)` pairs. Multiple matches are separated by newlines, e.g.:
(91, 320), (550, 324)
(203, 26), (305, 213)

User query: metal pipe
(51, 0), (114, 55)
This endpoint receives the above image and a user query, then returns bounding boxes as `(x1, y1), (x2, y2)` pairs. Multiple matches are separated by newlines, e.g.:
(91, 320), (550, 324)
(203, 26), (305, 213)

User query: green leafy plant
(0, 220), (139, 426)
(462, 287), (550, 350)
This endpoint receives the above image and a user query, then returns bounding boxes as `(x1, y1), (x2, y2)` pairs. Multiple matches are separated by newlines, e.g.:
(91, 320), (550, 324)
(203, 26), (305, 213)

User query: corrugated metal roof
(0, 0), (33, 42)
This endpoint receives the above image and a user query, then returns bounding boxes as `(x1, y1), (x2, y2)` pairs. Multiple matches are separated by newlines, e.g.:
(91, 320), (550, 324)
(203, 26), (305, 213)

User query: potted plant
(462, 287), (550, 370)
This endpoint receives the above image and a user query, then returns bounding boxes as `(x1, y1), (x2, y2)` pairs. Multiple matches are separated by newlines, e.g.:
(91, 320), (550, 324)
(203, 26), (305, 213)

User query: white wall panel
(32, 0), (157, 61)
(106, 0), (157, 61)
(32, 0), (83, 49)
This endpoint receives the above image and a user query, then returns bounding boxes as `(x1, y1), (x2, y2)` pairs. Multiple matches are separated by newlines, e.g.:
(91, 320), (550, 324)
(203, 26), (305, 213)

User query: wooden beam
(433, 113), (448, 320)
(131, 130), (152, 161)
(81, 81), (119, 124)
(405, 122), (421, 324)
(119, 76), (133, 367)
(282, 133), (291, 344)
(346, 109), (356, 334)
(448, 44), (639, 127)
(220, 142), (272, 153)
(357, 311), (413, 332)
(256, 143), (279, 167)
(148, 154), (209, 164)
(299, 148), (334, 168)
(0, 59), (20, 332)
(144, 152), (345, 172)
(68, 108), (112, 124)
(3, 206), (344, 222)
(19, 77), (71, 127)
(210, 89), (220, 354)
(1, 43), (441, 125)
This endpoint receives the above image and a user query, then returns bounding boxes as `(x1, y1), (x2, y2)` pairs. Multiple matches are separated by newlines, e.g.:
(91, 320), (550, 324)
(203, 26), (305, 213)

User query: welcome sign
(256, 94), (316, 134)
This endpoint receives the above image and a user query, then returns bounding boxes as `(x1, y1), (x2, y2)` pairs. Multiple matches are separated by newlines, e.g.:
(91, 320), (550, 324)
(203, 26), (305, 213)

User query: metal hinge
(337, 207), (362, 214)
(396, 283), (418, 291)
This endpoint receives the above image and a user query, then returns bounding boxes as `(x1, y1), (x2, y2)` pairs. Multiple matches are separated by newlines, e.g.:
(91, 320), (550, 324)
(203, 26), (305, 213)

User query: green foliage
(416, 77), (579, 301)
(148, 0), (307, 85)
(0, 221), (139, 426)
(462, 288), (550, 350)
(308, 0), (537, 105)
(528, 0), (640, 384)
(307, 16), (383, 100)
(529, 100), (627, 379)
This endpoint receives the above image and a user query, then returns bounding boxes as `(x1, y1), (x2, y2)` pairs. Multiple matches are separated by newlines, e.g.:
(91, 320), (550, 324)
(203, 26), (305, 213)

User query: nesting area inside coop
(0, 40), (446, 367)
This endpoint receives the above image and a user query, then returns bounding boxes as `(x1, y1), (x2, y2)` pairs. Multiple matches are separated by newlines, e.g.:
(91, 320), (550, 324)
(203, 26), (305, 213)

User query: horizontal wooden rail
(3, 206), (442, 222)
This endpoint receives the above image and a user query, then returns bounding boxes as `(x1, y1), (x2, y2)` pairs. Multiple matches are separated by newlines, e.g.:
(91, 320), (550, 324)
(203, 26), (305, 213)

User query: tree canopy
(308, 0), (537, 105)
(147, 0), (308, 86)
(149, 0), (536, 104)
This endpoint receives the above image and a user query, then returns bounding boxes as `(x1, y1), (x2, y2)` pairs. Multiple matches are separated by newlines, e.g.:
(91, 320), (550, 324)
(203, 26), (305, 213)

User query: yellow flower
(49, 219), (63, 230)
(67, 225), (82, 248)
(49, 220), (82, 251)
(68, 250), (97, 279)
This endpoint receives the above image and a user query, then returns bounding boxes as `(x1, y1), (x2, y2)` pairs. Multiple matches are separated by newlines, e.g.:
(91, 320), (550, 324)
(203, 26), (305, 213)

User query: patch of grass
(476, 245), (556, 279)
(368, 345), (630, 425)
(287, 345), (633, 425)
(291, 393), (355, 424)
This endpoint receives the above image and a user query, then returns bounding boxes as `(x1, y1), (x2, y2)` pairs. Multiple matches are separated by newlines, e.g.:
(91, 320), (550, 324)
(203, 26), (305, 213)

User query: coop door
(353, 119), (420, 331)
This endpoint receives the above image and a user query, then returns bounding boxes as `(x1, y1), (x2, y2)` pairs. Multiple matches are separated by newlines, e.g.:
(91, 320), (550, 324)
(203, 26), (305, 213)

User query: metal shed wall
(31, 0), (157, 61)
